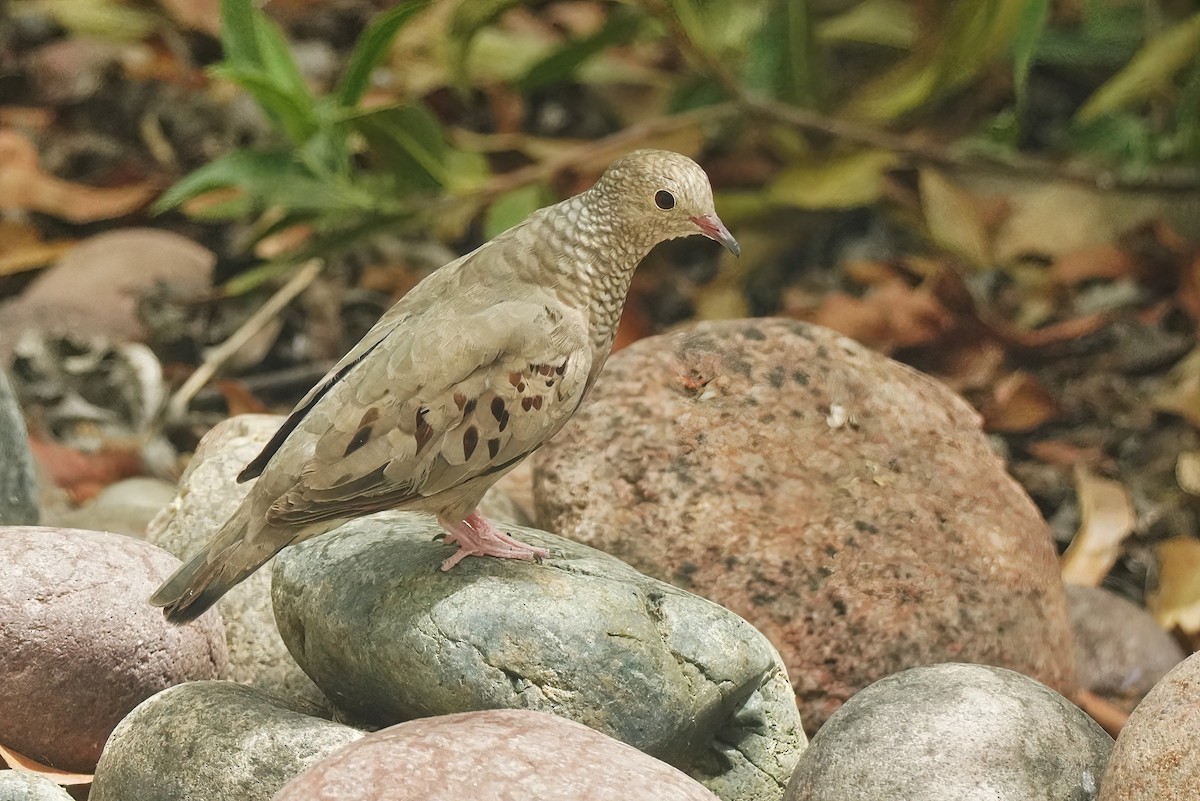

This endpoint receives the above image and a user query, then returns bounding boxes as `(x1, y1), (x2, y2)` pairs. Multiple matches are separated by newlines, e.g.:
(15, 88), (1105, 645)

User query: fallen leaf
(980, 372), (1059, 433)
(768, 150), (899, 210)
(0, 220), (75, 277)
(795, 278), (955, 354)
(1148, 536), (1200, 637)
(1026, 440), (1106, 468)
(27, 437), (143, 503)
(155, 0), (221, 35)
(1060, 466), (1136, 586)
(0, 742), (92, 786)
(1152, 348), (1200, 428)
(1051, 244), (1137, 285)
(919, 168), (994, 267)
(1071, 689), (1129, 738)
(1176, 451), (1200, 495)
(0, 129), (158, 222)
(988, 312), (1110, 350)
(214, 380), (270, 416)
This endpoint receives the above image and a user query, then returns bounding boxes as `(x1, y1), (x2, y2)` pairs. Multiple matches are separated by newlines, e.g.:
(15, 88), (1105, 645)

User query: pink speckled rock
(1100, 651), (1200, 800)
(274, 709), (720, 801)
(0, 526), (227, 772)
(533, 319), (1076, 732)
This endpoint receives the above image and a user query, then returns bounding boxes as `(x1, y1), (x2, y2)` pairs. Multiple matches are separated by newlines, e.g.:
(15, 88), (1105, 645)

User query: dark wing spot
(463, 397), (477, 417)
(508, 372), (522, 387)
(487, 438), (500, 459)
(415, 408), (435, 453)
(532, 395), (543, 410)
(343, 425), (372, 456)
(555, 362), (567, 375)
(521, 397), (533, 412)
(498, 409), (510, 432)
(453, 392), (467, 410)
(517, 382), (526, 392)
(463, 426), (479, 459)
(491, 397), (506, 421)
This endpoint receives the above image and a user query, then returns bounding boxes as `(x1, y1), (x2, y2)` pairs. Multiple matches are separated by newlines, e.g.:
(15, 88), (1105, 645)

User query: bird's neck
(532, 190), (656, 354)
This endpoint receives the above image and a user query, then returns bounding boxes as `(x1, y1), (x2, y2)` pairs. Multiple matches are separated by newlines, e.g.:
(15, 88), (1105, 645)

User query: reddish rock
(1100, 651), (1200, 800)
(533, 319), (1076, 731)
(0, 526), (227, 772)
(275, 709), (720, 801)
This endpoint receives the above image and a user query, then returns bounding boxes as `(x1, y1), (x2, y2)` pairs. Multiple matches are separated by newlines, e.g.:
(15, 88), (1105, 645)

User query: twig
(165, 258), (324, 420)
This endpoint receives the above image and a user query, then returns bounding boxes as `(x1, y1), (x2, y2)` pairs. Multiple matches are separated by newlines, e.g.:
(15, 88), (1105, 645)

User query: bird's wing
(260, 299), (591, 527)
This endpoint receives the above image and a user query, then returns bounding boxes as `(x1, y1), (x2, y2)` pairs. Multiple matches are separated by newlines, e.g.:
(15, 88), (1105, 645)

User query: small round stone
(0, 526), (227, 772)
(0, 771), (75, 801)
(90, 681), (363, 801)
(785, 663), (1112, 801)
(276, 709), (721, 801)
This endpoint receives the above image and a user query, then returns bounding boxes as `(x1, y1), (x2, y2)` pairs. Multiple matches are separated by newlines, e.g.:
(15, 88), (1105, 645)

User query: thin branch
(165, 258), (325, 420)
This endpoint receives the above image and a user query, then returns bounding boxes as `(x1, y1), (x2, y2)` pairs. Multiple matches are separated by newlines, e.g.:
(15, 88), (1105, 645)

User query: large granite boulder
(533, 318), (1076, 730)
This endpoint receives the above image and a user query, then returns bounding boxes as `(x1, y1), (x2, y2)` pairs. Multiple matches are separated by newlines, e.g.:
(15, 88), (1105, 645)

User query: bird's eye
(654, 190), (675, 210)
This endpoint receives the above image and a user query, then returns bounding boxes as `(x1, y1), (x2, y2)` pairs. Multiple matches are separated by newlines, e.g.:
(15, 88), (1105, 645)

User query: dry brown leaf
(989, 312), (1110, 349)
(797, 279), (955, 354)
(1026, 440), (1106, 468)
(155, 0), (221, 35)
(919, 169), (993, 267)
(214, 379), (270, 416)
(1051, 244), (1137, 285)
(27, 437), (143, 503)
(0, 742), (92, 786)
(1071, 689), (1129, 738)
(1152, 348), (1200, 428)
(980, 372), (1059, 433)
(1176, 451), (1200, 495)
(1060, 466), (1136, 586)
(0, 129), (158, 222)
(1148, 536), (1200, 637)
(0, 219), (75, 277)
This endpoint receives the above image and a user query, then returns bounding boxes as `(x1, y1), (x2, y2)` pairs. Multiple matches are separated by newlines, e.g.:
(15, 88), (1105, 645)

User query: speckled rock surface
(90, 681), (363, 801)
(0, 527), (227, 772)
(1100, 651), (1200, 800)
(786, 663), (1112, 801)
(0, 771), (74, 801)
(275, 709), (720, 801)
(272, 513), (804, 801)
(145, 415), (327, 713)
(533, 318), (1076, 731)
(1066, 584), (1184, 707)
(0, 368), (37, 525)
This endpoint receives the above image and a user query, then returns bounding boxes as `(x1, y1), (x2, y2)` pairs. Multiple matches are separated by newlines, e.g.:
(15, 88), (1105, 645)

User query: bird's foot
(437, 510), (548, 571)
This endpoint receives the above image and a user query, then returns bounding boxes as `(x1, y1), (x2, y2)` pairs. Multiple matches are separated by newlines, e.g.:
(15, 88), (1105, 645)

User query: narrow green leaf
(783, 0), (819, 107)
(153, 151), (291, 213)
(447, 0), (526, 79)
(219, 0), (261, 71)
(212, 66), (319, 144)
(518, 9), (642, 91)
(483, 183), (554, 239)
(336, 0), (434, 107)
(1011, 0), (1049, 108)
(249, 8), (313, 108)
(1076, 11), (1200, 123)
(350, 104), (452, 191)
(767, 150), (898, 210)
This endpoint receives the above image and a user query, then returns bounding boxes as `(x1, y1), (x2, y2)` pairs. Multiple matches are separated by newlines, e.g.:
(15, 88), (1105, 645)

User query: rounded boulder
(0, 526), (227, 772)
(785, 663), (1112, 800)
(276, 708), (720, 801)
(1100, 651), (1200, 800)
(533, 318), (1076, 730)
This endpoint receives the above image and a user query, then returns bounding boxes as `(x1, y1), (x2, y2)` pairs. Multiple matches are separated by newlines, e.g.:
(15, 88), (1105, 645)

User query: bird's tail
(149, 501), (284, 624)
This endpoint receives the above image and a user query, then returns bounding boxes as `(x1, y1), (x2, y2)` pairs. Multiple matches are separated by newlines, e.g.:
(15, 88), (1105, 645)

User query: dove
(151, 149), (739, 623)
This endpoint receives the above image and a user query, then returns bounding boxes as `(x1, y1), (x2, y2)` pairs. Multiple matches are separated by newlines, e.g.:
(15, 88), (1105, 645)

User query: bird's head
(595, 149), (740, 257)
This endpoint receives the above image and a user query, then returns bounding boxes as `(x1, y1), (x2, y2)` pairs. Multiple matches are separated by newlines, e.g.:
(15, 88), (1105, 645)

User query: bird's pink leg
(437, 510), (548, 571)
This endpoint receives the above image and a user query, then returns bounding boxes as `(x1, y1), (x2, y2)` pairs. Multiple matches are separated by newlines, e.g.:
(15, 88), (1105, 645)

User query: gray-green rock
(90, 681), (363, 801)
(786, 663), (1112, 801)
(0, 772), (74, 801)
(145, 415), (328, 713)
(0, 368), (37, 525)
(272, 514), (805, 801)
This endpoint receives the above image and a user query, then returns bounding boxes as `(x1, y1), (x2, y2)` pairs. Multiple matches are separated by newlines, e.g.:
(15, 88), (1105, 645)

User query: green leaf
(1011, 0), (1049, 109)
(350, 104), (452, 191)
(1076, 11), (1200, 123)
(767, 150), (898, 210)
(248, 4), (312, 105)
(219, 0), (261, 71)
(212, 66), (319, 144)
(447, 0), (526, 80)
(483, 183), (554, 239)
(817, 0), (915, 48)
(153, 151), (292, 213)
(518, 9), (643, 91)
(336, 0), (434, 108)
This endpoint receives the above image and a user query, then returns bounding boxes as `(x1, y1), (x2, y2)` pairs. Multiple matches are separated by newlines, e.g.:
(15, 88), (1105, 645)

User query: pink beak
(690, 213), (740, 257)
